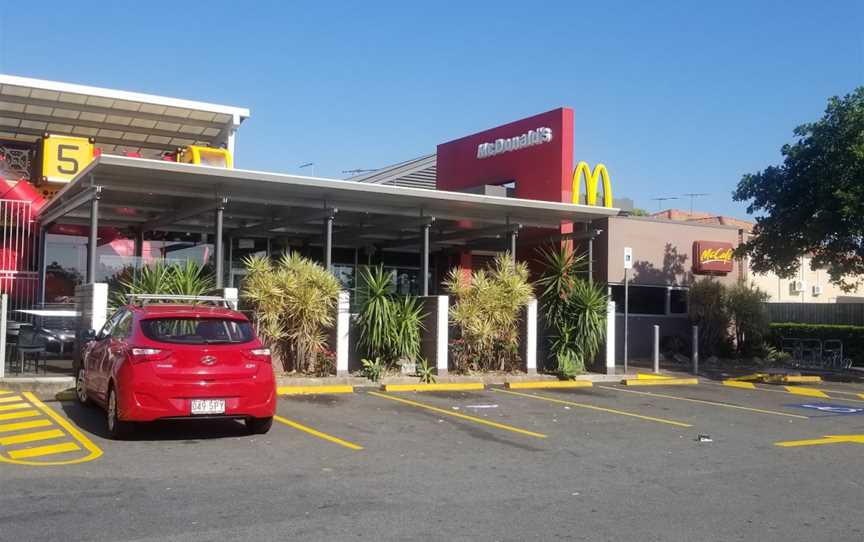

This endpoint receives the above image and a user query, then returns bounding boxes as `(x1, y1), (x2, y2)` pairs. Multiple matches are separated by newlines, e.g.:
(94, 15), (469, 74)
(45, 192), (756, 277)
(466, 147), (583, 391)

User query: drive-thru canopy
(37, 155), (619, 295)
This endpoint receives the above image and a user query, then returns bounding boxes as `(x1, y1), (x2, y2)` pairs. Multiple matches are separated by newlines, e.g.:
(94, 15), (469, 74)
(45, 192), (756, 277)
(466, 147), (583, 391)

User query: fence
(764, 303), (864, 325)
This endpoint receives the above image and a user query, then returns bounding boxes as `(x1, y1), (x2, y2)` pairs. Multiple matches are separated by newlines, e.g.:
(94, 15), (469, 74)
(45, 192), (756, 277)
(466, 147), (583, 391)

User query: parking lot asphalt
(2, 381), (864, 542)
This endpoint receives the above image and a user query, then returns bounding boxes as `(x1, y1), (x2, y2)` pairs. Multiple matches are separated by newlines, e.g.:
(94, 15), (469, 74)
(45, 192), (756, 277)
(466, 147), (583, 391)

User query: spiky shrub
(109, 260), (214, 307)
(356, 265), (425, 367)
(536, 246), (606, 377)
(444, 253), (533, 372)
(242, 253), (340, 374)
(356, 265), (396, 361)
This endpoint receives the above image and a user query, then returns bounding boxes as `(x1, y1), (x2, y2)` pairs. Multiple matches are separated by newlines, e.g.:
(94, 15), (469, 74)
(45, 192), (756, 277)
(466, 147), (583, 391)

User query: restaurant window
(610, 285), (688, 316)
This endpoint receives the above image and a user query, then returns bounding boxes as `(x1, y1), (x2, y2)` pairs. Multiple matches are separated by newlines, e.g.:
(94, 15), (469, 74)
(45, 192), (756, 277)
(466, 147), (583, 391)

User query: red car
(76, 303), (276, 439)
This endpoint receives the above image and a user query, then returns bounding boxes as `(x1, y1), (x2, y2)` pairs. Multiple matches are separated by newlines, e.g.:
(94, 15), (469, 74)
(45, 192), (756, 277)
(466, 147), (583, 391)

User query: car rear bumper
(116, 365), (277, 422)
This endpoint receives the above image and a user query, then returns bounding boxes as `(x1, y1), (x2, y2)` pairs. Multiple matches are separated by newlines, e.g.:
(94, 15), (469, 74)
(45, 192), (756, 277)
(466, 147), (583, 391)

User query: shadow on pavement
(58, 401), (250, 441)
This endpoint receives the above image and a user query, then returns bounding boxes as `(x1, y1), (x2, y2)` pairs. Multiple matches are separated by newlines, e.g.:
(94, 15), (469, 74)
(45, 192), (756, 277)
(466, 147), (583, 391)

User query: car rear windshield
(140, 318), (256, 345)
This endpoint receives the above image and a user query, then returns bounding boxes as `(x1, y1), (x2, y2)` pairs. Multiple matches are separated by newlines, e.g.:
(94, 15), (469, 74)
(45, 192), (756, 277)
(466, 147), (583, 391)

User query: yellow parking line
(493, 388), (692, 428)
(0, 403), (32, 412)
(599, 386), (809, 419)
(0, 390), (13, 395)
(0, 395), (24, 403)
(8, 441), (81, 460)
(368, 391), (547, 439)
(785, 386), (829, 399)
(274, 415), (363, 451)
(0, 420), (52, 433)
(0, 410), (39, 421)
(0, 429), (65, 446)
(278, 385), (354, 395)
(20, 392), (103, 466)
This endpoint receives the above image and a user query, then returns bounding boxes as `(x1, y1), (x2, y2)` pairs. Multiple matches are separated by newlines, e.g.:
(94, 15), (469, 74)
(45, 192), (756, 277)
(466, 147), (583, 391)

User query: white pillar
(89, 283), (108, 333)
(336, 291), (350, 376)
(605, 300), (616, 375)
(435, 295), (449, 376)
(222, 287), (239, 310)
(525, 298), (537, 374)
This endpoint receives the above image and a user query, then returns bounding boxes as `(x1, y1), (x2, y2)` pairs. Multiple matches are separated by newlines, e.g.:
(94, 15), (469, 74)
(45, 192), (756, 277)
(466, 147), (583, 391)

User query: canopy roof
(0, 74), (249, 157)
(40, 155), (619, 250)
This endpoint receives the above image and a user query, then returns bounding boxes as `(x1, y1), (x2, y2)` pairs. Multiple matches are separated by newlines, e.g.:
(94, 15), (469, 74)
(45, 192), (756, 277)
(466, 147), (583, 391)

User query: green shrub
(445, 253), (533, 372)
(536, 246), (606, 376)
(768, 323), (864, 365)
(242, 253), (341, 374)
(416, 358), (436, 384)
(361, 357), (385, 382)
(688, 279), (730, 357)
(727, 282), (770, 355)
(356, 265), (425, 366)
(109, 260), (214, 307)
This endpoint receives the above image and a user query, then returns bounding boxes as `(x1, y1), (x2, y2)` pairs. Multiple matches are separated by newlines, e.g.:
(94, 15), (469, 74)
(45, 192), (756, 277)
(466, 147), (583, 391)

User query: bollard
(692, 325), (699, 375)
(653, 325), (660, 374)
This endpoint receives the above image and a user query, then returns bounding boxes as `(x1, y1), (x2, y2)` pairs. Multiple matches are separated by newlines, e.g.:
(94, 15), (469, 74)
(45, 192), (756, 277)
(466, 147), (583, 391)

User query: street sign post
(623, 247), (632, 374)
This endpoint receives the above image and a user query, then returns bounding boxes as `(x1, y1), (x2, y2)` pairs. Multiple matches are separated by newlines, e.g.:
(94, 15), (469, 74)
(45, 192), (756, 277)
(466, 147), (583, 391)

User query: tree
(629, 207), (650, 216)
(733, 87), (864, 290)
(726, 282), (770, 356)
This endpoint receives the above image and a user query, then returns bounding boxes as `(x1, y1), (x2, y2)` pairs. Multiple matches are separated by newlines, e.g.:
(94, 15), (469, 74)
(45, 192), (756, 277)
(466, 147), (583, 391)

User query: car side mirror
(80, 329), (96, 342)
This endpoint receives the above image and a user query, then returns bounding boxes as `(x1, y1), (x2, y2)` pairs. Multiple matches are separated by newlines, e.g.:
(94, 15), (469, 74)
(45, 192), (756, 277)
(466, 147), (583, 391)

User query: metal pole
(508, 228), (518, 263)
(653, 324), (660, 374)
(623, 267), (629, 375)
(87, 190), (100, 284)
(588, 234), (594, 285)
(214, 205), (224, 289)
(324, 213), (334, 271)
(692, 325), (699, 375)
(421, 221), (431, 296)
(37, 226), (47, 305)
(134, 229), (144, 259)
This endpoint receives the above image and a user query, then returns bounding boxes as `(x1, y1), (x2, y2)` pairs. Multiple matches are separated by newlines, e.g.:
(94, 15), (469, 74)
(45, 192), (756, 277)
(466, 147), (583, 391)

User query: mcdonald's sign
(693, 241), (734, 274)
(572, 161), (612, 207)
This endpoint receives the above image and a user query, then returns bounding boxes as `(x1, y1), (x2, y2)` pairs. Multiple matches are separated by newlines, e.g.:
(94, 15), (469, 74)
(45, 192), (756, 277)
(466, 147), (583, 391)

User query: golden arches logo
(572, 161), (613, 207)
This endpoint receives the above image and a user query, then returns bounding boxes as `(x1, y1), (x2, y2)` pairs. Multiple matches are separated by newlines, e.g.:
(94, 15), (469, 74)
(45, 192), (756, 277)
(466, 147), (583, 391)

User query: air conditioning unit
(789, 280), (805, 294)
(812, 284), (823, 296)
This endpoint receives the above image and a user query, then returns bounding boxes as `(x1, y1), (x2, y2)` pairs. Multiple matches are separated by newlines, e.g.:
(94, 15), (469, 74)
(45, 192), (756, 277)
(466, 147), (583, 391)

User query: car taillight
(129, 347), (172, 363)
(242, 348), (272, 363)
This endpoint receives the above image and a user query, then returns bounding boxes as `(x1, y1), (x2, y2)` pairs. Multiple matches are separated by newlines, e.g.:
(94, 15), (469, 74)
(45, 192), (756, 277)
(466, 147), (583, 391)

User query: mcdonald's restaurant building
(353, 107), (745, 358)
(0, 75), (744, 379)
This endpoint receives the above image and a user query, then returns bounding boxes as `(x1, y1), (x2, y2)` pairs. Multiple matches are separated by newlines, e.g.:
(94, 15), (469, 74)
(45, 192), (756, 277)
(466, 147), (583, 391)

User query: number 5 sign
(41, 134), (95, 184)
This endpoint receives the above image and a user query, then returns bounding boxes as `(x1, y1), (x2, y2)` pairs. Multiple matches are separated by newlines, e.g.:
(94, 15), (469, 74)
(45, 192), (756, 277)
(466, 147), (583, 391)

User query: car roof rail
(126, 294), (231, 307)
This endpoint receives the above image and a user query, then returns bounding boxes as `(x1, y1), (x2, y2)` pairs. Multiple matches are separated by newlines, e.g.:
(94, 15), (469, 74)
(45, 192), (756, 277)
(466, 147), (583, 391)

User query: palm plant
(537, 246), (606, 378)
(445, 252), (533, 372)
(109, 260), (214, 307)
(356, 265), (425, 366)
(242, 252), (341, 373)
(356, 265), (396, 360)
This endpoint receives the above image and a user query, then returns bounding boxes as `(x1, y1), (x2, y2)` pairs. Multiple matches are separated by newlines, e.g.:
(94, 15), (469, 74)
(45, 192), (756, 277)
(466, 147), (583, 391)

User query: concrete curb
(505, 381), (593, 390)
(382, 383), (485, 392)
(621, 378), (699, 386)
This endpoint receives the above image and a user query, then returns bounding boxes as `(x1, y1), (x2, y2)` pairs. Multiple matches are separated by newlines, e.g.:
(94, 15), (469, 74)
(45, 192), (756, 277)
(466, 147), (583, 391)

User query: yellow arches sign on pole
(572, 161), (613, 208)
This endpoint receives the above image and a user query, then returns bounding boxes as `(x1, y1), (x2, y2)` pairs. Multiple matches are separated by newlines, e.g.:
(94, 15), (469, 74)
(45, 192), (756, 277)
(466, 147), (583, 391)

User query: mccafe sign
(693, 241), (734, 274)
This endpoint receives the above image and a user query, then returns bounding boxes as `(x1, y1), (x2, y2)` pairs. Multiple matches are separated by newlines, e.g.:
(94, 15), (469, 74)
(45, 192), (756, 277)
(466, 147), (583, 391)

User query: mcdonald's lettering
(572, 161), (613, 207)
(693, 241), (734, 274)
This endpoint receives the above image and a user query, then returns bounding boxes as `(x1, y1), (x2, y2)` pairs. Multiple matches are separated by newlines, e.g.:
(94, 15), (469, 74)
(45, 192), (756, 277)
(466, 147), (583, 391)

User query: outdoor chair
(16, 324), (48, 374)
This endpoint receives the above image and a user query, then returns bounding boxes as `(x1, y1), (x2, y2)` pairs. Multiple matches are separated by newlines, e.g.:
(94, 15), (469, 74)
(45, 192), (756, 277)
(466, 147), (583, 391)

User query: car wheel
(75, 367), (91, 406)
(106, 386), (131, 440)
(246, 417), (273, 435)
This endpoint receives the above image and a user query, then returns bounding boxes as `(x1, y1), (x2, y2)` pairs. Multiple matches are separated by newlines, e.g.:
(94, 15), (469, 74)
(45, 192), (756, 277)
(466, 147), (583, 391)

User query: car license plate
(191, 399), (225, 415)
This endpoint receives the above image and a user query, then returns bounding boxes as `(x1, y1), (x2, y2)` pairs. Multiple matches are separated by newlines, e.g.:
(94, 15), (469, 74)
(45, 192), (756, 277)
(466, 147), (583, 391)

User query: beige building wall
(744, 255), (864, 303)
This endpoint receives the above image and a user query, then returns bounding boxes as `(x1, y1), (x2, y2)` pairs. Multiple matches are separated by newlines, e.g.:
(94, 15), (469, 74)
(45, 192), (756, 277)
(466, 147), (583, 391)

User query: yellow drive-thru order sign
(41, 134), (95, 183)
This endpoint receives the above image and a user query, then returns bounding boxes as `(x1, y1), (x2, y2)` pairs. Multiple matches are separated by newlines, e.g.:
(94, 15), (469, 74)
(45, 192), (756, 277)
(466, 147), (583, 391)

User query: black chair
(17, 325), (48, 374)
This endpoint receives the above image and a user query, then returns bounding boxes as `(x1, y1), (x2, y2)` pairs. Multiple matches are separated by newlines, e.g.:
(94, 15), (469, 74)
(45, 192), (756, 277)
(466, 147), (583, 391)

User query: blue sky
(1, 1), (861, 218)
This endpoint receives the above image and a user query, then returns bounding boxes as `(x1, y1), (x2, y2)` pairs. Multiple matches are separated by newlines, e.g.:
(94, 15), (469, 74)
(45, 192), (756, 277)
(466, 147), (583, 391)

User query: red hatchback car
(75, 302), (276, 439)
